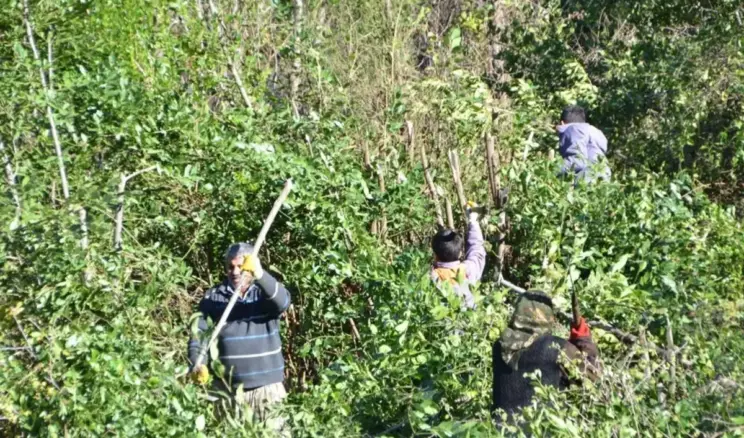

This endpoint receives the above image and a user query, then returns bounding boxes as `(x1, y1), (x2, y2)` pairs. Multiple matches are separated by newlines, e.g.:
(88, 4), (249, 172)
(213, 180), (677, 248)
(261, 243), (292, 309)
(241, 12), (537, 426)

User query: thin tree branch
(205, 0), (253, 109)
(12, 315), (37, 361)
(0, 139), (22, 219)
(114, 165), (160, 250)
(666, 316), (677, 397)
(447, 150), (468, 225)
(24, 0), (68, 200)
(420, 138), (444, 228)
(24, 0), (88, 250)
(47, 30), (53, 92)
(290, 0), (304, 117)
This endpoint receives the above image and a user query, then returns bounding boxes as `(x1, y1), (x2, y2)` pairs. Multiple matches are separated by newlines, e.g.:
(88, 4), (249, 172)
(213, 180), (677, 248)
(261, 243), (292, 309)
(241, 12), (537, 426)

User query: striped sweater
(188, 273), (291, 390)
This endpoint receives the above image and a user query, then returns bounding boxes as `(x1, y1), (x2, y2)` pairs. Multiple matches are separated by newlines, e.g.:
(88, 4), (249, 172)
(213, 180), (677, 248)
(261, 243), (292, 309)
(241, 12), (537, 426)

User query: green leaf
(448, 27), (462, 50)
(394, 321), (409, 334)
(195, 415), (205, 431)
(611, 254), (632, 273)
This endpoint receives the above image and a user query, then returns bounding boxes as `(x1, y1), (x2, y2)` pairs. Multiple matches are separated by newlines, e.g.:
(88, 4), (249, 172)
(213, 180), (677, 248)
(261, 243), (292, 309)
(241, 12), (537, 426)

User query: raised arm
(462, 217), (486, 283)
(241, 254), (291, 316)
(256, 271), (291, 315)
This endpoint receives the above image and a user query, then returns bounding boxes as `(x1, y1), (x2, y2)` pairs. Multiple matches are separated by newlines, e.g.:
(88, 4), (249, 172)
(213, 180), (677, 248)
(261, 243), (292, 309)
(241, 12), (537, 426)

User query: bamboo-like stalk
(485, 134), (500, 207)
(447, 150), (468, 225)
(444, 197), (455, 230)
(23, 0), (68, 200)
(486, 134), (508, 277)
(420, 141), (444, 228)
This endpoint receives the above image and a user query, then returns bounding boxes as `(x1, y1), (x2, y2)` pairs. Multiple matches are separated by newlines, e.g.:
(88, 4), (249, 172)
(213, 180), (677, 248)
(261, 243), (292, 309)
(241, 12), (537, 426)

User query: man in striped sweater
(188, 242), (291, 434)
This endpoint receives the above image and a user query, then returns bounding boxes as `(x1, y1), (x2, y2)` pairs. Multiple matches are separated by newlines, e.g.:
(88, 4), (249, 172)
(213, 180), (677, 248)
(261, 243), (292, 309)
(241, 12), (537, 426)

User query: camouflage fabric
(499, 290), (557, 370)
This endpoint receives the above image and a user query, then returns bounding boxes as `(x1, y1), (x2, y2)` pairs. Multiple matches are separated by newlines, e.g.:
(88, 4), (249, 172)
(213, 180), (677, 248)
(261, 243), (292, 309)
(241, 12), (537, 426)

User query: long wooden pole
(193, 179), (293, 369)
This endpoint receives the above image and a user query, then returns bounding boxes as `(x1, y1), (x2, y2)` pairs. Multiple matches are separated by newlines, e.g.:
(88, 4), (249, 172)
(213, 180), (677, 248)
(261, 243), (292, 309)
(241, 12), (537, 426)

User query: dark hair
(432, 229), (463, 262)
(560, 105), (586, 124)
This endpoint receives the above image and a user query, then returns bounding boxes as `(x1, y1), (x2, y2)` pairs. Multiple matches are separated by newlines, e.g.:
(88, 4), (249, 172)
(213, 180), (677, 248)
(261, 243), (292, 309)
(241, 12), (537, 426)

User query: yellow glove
(466, 201), (479, 223)
(240, 254), (264, 279)
(191, 365), (209, 385)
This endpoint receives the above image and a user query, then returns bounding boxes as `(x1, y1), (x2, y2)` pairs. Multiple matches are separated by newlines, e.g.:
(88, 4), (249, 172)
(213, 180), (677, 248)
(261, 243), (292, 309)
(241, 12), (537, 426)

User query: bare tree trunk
(0, 140), (22, 220)
(290, 0), (304, 118)
(24, 0), (88, 250)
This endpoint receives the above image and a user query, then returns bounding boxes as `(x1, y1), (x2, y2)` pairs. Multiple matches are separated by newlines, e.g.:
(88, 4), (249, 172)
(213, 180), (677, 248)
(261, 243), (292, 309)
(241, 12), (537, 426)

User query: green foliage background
(0, 0), (742, 436)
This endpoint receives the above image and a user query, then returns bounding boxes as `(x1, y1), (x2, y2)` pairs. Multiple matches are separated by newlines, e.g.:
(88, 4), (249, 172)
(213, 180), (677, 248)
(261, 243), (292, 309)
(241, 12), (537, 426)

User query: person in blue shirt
(556, 105), (611, 184)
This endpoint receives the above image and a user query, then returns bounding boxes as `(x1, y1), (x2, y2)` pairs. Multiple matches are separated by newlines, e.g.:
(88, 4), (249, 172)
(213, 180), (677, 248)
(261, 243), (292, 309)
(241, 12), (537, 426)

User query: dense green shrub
(1, 0), (742, 437)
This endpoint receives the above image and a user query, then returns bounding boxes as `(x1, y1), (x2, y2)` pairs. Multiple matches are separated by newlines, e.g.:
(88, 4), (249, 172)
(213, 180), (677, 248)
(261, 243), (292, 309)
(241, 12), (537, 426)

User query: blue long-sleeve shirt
(188, 273), (290, 389)
(557, 122), (611, 183)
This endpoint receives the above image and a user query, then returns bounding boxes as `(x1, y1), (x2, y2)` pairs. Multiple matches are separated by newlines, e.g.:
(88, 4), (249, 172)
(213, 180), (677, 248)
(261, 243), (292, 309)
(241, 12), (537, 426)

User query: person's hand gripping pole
(190, 179), (294, 378)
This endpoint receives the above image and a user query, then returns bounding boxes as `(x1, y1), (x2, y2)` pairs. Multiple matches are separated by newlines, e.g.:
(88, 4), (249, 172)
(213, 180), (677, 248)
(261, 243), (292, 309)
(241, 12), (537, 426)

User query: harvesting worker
(492, 290), (599, 417)
(188, 242), (291, 434)
(429, 203), (486, 309)
(556, 105), (611, 184)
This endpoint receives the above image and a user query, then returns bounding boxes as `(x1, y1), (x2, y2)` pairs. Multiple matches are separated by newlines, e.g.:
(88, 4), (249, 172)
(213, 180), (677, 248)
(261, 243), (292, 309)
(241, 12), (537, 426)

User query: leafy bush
(1, 0), (743, 437)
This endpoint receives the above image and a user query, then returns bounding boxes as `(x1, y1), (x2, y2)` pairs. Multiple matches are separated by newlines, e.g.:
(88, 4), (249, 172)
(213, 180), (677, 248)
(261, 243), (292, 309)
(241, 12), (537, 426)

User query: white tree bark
(24, 0), (88, 249)
(205, 0), (253, 109)
(0, 140), (22, 220)
(290, 0), (304, 117)
(114, 166), (160, 250)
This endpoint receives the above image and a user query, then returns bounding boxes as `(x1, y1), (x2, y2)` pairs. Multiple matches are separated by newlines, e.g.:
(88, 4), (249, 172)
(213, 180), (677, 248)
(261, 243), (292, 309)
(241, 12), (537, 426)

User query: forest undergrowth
(1, 0), (743, 436)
